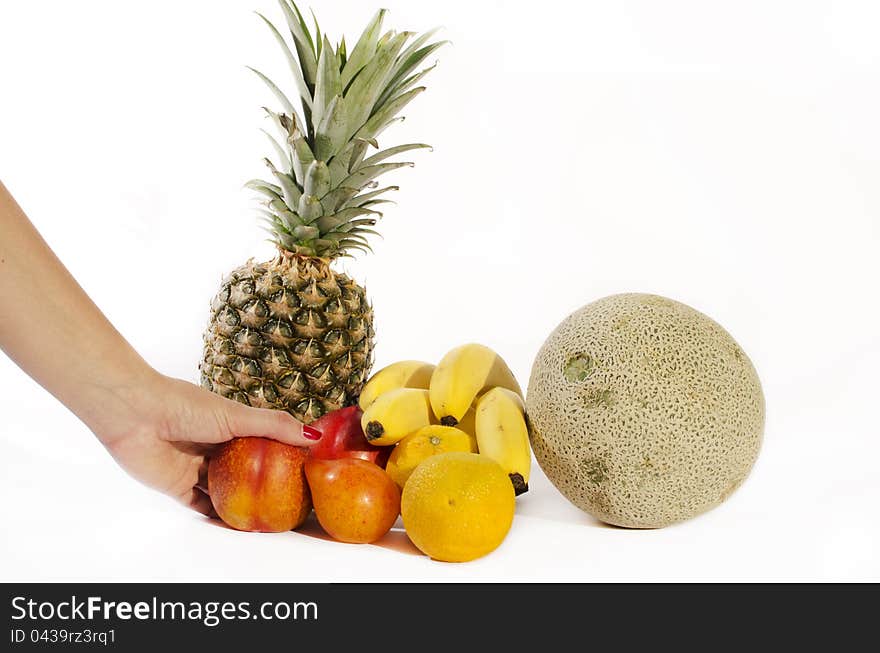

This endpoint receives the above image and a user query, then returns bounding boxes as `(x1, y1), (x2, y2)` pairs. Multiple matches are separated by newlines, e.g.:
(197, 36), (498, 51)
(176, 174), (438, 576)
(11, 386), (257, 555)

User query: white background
(1, 0), (878, 582)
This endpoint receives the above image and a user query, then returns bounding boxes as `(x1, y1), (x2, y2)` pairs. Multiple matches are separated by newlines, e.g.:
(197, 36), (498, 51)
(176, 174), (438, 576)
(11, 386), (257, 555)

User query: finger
(185, 487), (218, 518)
(171, 441), (222, 458)
(195, 457), (210, 494)
(223, 401), (322, 447)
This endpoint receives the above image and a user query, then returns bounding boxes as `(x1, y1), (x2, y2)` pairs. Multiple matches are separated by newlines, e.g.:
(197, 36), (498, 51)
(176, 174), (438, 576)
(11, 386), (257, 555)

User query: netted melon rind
(526, 293), (765, 528)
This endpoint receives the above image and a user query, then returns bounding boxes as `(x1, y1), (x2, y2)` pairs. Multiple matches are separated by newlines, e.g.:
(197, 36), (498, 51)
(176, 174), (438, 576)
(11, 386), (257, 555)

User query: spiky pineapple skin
(200, 254), (374, 423)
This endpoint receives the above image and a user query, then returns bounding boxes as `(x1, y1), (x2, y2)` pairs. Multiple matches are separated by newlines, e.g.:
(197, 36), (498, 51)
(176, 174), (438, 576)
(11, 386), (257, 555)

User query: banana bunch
(359, 344), (532, 495)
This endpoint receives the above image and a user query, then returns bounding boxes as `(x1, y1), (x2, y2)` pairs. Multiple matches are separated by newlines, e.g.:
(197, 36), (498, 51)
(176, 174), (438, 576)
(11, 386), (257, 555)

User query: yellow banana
(429, 343), (523, 425)
(361, 387), (434, 446)
(358, 360), (436, 410)
(474, 387), (532, 495)
(451, 408), (483, 463)
(455, 407), (477, 439)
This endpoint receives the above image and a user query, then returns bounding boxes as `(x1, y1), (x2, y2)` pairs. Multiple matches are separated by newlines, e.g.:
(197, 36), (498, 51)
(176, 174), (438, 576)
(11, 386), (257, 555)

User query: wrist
(80, 361), (167, 447)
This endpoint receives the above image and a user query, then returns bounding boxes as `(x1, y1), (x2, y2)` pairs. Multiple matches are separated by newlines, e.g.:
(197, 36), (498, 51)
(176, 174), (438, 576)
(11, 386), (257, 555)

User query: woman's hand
(96, 373), (322, 516)
(0, 181), (320, 514)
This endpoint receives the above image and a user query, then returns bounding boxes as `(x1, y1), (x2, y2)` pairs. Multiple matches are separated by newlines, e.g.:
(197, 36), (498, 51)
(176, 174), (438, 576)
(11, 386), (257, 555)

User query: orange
(385, 425), (477, 488)
(401, 452), (515, 562)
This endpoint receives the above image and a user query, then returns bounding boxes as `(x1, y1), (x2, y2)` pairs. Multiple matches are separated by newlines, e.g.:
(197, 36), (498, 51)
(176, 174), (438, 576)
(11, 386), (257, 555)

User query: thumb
(222, 400), (322, 447)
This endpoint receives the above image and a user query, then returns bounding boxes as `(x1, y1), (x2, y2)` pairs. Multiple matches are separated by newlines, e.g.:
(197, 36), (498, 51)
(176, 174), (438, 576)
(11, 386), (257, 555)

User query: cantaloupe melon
(526, 293), (764, 528)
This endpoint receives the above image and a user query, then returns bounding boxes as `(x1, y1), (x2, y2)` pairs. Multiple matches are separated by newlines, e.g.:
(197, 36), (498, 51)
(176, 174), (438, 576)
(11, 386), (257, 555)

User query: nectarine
(308, 406), (390, 467)
(208, 437), (311, 532)
(304, 458), (400, 544)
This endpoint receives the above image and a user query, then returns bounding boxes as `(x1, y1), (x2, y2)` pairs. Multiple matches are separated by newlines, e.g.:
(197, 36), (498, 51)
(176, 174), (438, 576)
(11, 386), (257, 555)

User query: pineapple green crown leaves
(247, 1), (446, 259)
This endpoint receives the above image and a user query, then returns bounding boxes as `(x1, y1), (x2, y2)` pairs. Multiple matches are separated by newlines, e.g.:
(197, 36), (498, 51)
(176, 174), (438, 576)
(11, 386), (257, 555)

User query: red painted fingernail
(303, 425), (322, 440)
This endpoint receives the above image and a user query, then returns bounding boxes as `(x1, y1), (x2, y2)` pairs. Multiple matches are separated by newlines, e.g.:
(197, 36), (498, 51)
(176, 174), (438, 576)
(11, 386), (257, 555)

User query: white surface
(1, 0), (879, 582)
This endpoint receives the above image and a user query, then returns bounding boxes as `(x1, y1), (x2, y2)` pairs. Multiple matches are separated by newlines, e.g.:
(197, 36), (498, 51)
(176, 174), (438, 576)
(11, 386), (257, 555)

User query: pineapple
(200, 2), (444, 423)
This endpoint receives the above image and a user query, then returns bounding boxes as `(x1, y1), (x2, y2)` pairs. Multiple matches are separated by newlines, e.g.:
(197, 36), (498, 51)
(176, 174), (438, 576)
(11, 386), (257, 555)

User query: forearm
(0, 180), (159, 439)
